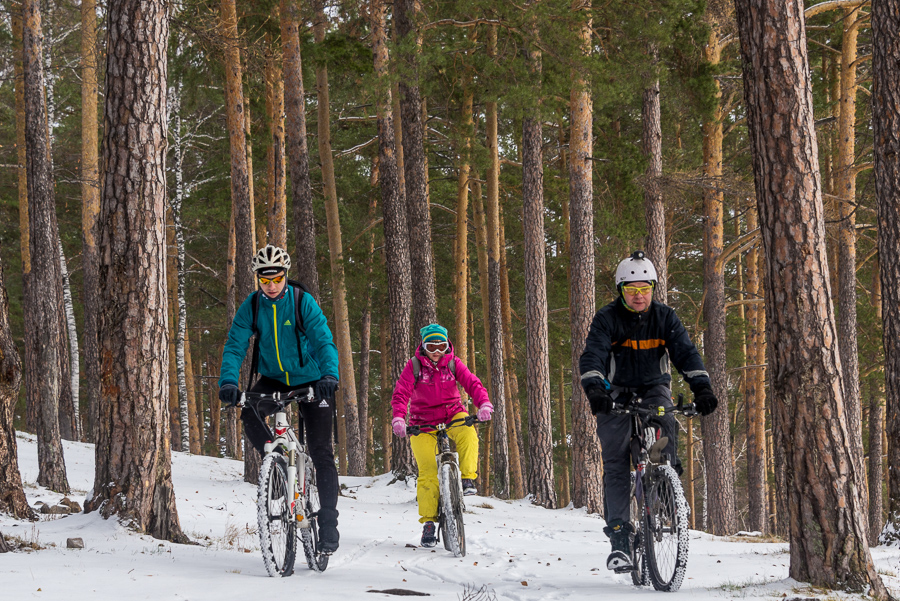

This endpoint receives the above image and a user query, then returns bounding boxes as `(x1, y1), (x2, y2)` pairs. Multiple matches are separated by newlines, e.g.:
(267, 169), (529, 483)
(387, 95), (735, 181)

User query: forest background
(0, 0), (896, 586)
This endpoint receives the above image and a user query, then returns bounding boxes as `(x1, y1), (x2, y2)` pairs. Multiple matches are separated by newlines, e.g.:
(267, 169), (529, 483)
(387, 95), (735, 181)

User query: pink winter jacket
(391, 344), (491, 426)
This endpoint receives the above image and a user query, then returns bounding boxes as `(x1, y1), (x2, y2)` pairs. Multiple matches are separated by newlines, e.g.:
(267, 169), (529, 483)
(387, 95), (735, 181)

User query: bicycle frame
(242, 388), (316, 528)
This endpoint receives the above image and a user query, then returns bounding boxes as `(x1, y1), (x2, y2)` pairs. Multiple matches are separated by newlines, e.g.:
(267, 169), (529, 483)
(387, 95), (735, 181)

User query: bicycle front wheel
(438, 462), (466, 557)
(257, 453), (297, 577)
(300, 459), (329, 572)
(643, 464), (689, 591)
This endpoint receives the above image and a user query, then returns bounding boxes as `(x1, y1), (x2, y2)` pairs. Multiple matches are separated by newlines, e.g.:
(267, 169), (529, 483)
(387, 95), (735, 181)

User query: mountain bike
(612, 392), (695, 592)
(406, 415), (480, 557)
(238, 388), (329, 577)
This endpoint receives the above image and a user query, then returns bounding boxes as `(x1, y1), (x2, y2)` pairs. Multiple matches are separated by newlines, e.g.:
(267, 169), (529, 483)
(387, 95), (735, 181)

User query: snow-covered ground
(3, 433), (899, 600)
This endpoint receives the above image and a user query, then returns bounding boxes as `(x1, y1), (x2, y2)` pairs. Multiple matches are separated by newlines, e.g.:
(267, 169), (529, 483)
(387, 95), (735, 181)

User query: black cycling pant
(241, 376), (339, 528)
(595, 383), (680, 526)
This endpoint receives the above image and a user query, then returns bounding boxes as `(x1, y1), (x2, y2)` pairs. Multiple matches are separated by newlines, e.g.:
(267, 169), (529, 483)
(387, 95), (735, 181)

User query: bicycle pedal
(613, 565), (635, 574)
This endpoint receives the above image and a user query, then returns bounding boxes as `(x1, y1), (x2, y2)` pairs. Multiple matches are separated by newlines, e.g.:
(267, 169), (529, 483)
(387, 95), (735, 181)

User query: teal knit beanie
(420, 323), (449, 343)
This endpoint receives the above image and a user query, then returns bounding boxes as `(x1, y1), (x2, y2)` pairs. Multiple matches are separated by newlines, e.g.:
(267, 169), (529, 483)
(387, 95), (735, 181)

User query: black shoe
(421, 521), (437, 548)
(604, 521), (634, 572)
(461, 479), (477, 496)
(319, 524), (339, 555)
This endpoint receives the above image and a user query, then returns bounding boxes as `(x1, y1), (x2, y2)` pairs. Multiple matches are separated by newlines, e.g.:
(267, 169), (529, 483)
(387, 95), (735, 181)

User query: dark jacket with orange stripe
(579, 298), (710, 393)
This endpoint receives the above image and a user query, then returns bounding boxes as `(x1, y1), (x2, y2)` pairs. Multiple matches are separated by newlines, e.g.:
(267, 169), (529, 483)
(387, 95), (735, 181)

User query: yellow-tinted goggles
(622, 284), (653, 295)
(258, 275), (285, 285)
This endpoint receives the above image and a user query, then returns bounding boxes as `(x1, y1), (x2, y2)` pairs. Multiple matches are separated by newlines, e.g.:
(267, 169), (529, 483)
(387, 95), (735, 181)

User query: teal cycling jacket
(218, 288), (339, 388)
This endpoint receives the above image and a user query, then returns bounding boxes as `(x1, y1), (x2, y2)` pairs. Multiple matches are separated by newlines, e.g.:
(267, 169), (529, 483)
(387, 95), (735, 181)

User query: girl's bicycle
(238, 388), (329, 577)
(612, 392), (695, 592)
(406, 415), (480, 557)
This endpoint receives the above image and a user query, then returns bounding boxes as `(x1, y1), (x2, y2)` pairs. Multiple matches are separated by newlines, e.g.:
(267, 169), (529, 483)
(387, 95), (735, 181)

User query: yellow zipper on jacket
(272, 304), (290, 385)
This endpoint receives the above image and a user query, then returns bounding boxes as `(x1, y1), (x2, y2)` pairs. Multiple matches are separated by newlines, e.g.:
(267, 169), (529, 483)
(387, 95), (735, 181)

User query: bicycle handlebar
(609, 392), (698, 418)
(405, 415), (481, 436)
(237, 386), (315, 408)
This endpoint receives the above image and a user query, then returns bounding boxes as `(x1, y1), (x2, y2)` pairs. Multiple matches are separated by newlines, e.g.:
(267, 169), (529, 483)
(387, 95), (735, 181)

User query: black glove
(693, 385), (718, 416)
(219, 383), (240, 407)
(586, 386), (614, 416)
(316, 375), (339, 401)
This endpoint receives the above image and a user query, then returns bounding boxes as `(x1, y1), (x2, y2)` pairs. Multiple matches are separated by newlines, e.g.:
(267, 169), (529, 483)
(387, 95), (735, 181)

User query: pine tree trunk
(745, 208), (768, 534)
(23, 0), (68, 494)
(701, 33), (737, 533)
(873, 0), (900, 545)
(0, 252), (35, 519)
(735, 0), (885, 591)
(642, 77), (667, 301)
(380, 320), (392, 473)
(569, 3), (603, 513)
(522, 34), (554, 507)
(265, 36), (287, 249)
(358, 195), (377, 475)
(685, 416), (695, 529)
(454, 87), (473, 368)
(281, 0), (318, 296)
(185, 335), (200, 454)
(836, 5), (865, 486)
(316, 0), (363, 476)
(165, 213), (182, 453)
(868, 380), (885, 545)
(394, 0), (437, 331)
(86, 0), (186, 543)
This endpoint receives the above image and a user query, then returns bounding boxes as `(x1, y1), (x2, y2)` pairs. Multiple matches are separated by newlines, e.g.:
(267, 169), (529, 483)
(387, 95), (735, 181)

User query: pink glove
(476, 403), (493, 422)
(392, 417), (407, 437)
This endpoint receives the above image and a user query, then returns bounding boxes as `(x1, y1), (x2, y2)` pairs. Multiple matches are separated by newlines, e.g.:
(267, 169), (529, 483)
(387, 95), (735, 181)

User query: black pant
(595, 383), (680, 526)
(241, 376), (339, 529)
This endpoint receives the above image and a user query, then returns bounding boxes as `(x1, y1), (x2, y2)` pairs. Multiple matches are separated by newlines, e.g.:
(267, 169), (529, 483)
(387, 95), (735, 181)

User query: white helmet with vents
(252, 244), (291, 274)
(615, 251), (658, 286)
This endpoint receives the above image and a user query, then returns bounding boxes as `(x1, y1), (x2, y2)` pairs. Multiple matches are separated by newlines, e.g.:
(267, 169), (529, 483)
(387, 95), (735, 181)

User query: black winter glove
(693, 385), (718, 416)
(219, 383), (240, 407)
(316, 375), (339, 401)
(586, 386), (614, 416)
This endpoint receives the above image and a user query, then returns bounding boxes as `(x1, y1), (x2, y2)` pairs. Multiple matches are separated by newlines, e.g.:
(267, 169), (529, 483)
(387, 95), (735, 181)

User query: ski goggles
(621, 284), (653, 295)
(423, 341), (449, 353)
(258, 275), (285, 285)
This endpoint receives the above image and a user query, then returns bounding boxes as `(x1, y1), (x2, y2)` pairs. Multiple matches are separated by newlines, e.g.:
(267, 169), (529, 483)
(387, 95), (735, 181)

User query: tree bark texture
(642, 79), (667, 302)
(569, 6), (603, 514)
(0, 254), (35, 519)
(872, 0), (900, 545)
(265, 36), (287, 249)
(58, 237), (79, 441)
(735, 0), (885, 592)
(317, 0), (363, 476)
(745, 208), (768, 534)
(557, 365), (571, 507)
(868, 381), (885, 545)
(281, 0), (319, 296)
(23, 0), (69, 494)
(394, 0), (437, 331)
(86, 0), (187, 543)
(522, 79), (555, 508)
(701, 37), (737, 533)
(835, 5), (865, 484)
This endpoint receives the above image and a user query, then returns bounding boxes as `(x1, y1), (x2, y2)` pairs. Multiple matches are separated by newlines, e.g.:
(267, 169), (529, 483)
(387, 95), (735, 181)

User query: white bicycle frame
(248, 388), (316, 530)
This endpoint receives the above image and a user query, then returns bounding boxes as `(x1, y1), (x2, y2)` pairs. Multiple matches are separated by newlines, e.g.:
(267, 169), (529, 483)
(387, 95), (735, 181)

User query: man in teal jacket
(219, 244), (341, 553)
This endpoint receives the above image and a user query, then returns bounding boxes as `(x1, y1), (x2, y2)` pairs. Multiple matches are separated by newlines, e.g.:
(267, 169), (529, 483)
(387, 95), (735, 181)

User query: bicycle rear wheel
(300, 459), (329, 572)
(643, 464), (689, 591)
(257, 453), (297, 577)
(438, 462), (466, 557)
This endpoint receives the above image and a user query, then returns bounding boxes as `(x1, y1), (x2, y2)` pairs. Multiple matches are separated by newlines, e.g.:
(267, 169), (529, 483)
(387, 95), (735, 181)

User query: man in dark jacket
(218, 244), (342, 554)
(579, 251), (718, 572)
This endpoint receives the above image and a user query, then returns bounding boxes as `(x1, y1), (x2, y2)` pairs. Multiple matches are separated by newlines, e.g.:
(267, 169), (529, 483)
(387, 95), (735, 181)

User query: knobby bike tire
(630, 472), (649, 587)
(258, 453), (297, 577)
(300, 458), (329, 572)
(438, 462), (466, 557)
(643, 464), (690, 591)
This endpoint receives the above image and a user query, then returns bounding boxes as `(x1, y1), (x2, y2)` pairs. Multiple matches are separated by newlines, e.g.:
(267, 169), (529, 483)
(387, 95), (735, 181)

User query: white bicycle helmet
(252, 244), (291, 275)
(615, 250), (658, 286)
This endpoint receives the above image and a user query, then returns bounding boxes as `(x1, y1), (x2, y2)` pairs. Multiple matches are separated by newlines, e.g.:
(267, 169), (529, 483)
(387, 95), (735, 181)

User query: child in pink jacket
(391, 323), (493, 547)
